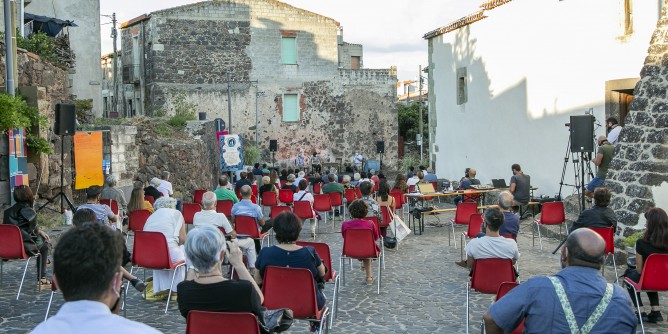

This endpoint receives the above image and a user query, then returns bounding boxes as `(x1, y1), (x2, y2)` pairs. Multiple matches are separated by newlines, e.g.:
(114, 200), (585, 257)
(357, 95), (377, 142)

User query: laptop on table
(492, 179), (508, 189)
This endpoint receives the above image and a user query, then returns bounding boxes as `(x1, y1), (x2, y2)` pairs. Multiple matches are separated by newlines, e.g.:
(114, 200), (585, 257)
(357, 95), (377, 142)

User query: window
(281, 37), (297, 64)
(283, 94), (299, 122)
(456, 67), (468, 105)
(351, 56), (360, 70)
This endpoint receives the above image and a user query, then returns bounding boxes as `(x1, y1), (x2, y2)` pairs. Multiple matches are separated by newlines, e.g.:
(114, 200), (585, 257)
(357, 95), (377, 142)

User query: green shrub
(243, 143), (262, 166)
(0, 93), (51, 154)
(400, 154), (428, 172)
(622, 231), (644, 249)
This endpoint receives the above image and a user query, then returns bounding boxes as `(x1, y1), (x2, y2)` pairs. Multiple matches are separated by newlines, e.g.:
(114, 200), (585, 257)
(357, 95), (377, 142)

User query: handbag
(259, 308), (294, 333)
(387, 207), (410, 243)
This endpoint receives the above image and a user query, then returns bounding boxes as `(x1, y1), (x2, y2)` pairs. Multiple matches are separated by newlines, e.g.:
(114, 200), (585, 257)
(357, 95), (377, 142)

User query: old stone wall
(607, 8), (668, 236)
(0, 43), (70, 206)
(109, 125), (139, 188)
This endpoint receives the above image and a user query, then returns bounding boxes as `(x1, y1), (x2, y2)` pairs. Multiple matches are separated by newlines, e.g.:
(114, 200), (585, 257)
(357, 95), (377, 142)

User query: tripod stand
(38, 135), (75, 213)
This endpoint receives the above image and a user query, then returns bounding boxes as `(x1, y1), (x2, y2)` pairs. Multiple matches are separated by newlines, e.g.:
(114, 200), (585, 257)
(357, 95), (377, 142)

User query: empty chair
(449, 202), (479, 247)
(340, 228), (383, 294)
(262, 266), (329, 334)
(186, 311), (261, 334)
(129, 231), (186, 313)
(466, 258), (517, 334)
(193, 189), (207, 204)
(270, 205), (292, 219)
(460, 213), (484, 261)
(182, 203), (202, 232)
(533, 201), (566, 250)
(313, 183), (322, 194)
(313, 194), (332, 226)
(0, 224), (42, 300)
(329, 192), (345, 220)
(126, 209), (151, 243)
(296, 241), (341, 329)
(216, 200), (234, 218)
(344, 188), (357, 205)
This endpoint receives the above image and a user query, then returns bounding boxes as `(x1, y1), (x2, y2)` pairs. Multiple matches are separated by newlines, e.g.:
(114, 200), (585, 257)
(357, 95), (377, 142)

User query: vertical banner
(8, 128), (28, 205)
(73, 132), (104, 190)
(220, 134), (243, 172)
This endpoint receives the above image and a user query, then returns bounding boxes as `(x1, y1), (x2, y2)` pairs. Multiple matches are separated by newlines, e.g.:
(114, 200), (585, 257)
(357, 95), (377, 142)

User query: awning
(24, 13), (78, 37)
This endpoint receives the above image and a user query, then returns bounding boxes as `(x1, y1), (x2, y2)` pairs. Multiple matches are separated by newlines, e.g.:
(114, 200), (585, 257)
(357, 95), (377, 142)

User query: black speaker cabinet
(376, 141), (385, 154)
(55, 103), (76, 136)
(269, 140), (278, 152)
(570, 115), (594, 153)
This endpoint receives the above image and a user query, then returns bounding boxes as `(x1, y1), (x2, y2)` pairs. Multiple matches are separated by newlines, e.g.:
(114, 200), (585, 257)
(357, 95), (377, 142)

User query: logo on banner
(220, 134), (243, 171)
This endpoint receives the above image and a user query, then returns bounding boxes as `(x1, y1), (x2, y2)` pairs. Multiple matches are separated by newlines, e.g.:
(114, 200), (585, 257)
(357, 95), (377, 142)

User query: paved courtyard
(1, 209), (667, 333)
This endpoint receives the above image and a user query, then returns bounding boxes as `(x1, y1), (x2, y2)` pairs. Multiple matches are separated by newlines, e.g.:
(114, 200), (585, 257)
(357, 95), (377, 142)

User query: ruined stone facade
(608, 7), (668, 236)
(119, 0), (398, 169)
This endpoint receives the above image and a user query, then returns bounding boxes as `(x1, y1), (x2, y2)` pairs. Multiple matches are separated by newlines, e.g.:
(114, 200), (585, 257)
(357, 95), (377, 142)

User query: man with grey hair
(456, 207), (519, 269)
(424, 167), (438, 182)
(158, 171), (182, 211)
(231, 186), (272, 252)
(214, 174), (239, 203)
(100, 175), (127, 216)
(193, 191), (257, 271)
(498, 191), (520, 239)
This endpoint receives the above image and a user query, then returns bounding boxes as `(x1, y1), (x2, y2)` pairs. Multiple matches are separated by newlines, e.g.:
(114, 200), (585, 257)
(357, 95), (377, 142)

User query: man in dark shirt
(234, 172), (253, 194)
(144, 177), (163, 201)
(570, 187), (617, 232)
(509, 164), (530, 205)
(585, 135), (615, 198)
(454, 168), (477, 206)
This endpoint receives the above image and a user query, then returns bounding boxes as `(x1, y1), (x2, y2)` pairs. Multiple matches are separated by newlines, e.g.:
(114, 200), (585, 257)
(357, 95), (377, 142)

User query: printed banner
(9, 128), (29, 205)
(73, 132), (104, 190)
(220, 134), (243, 172)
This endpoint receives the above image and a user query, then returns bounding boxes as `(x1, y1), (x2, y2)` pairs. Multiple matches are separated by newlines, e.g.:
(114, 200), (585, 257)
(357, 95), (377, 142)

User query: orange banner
(73, 132), (104, 190)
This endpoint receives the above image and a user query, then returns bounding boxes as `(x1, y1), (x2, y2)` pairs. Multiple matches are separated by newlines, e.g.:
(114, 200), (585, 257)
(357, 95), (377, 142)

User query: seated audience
(376, 180), (395, 237)
(497, 191), (520, 239)
(143, 197), (186, 295)
(423, 167), (438, 183)
(261, 164), (270, 175)
(235, 172), (253, 194)
(454, 168), (477, 206)
(78, 186), (118, 229)
(100, 175), (127, 217)
(323, 174), (344, 215)
(392, 174), (408, 194)
(342, 175), (354, 189)
(177, 225), (264, 319)
(456, 207), (519, 270)
(214, 175), (239, 203)
(351, 173), (361, 187)
(406, 172), (420, 188)
(279, 169), (289, 181)
(258, 176), (278, 198)
(282, 174), (297, 193)
(269, 170), (280, 189)
(254, 212), (326, 311)
(295, 171), (307, 187)
(483, 228), (637, 333)
(625, 207), (668, 323)
(31, 223), (162, 333)
(341, 200), (380, 285)
(158, 171), (182, 211)
(293, 179), (318, 237)
(406, 166), (415, 179)
(144, 177), (164, 201)
(359, 181), (381, 223)
(570, 187), (617, 232)
(127, 183), (154, 214)
(3, 185), (50, 286)
(195, 191), (257, 271)
(232, 185), (274, 252)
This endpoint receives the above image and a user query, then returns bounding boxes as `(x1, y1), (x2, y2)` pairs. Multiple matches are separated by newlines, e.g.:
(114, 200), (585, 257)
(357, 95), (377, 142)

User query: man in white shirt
(194, 191), (257, 270)
(456, 207), (520, 271)
(157, 170), (181, 211)
(294, 171), (306, 188)
(606, 117), (623, 145)
(31, 223), (162, 334)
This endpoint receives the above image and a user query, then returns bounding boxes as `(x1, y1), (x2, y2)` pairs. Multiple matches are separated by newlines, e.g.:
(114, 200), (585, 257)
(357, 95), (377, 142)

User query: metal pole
(418, 65), (424, 162)
(227, 68), (232, 133)
(255, 83), (259, 144)
(111, 13), (118, 117)
(19, 0), (24, 37)
(4, 0), (16, 96)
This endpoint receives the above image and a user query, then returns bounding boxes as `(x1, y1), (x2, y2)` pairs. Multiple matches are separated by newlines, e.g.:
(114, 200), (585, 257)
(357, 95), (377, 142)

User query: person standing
(483, 228), (637, 334)
(354, 152), (363, 170)
(606, 117), (623, 145)
(585, 136), (614, 198)
(509, 164), (531, 206)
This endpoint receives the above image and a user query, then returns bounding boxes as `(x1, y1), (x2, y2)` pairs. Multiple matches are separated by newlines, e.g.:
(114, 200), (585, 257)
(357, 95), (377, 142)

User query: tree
(397, 102), (428, 140)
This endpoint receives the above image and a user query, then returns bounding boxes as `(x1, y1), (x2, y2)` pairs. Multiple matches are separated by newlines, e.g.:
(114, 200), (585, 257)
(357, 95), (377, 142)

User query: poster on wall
(220, 134), (243, 172)
(9, 128), (29, 205)
(73, 132), (104, 190)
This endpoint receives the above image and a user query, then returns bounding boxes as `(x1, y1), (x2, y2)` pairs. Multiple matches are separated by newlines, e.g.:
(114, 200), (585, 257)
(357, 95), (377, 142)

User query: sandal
(39, 278), (51, 286)
(366, 277), (374, 285)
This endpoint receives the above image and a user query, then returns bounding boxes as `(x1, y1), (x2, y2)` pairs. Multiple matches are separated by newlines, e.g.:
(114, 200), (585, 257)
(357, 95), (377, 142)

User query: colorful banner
(73, 132), (104, 190)
(9, 128), (28, 205)
(220, 134), (243, 172)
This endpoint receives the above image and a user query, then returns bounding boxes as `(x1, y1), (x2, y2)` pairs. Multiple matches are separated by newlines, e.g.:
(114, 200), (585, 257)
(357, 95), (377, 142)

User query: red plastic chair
(279, 189), (294, 205)
(479, 282), (525, 334)
(44, 279), (59, 320)
(0, 224), (42, 300)
(466, 258), (517, 333)
(186, 311), (260, 334)
(216, 200), (234, 218)
(127, 209), (151, 243)
(99, 199), (120, 216)
(182, 203), (201, 232)
(313, 183), (322, 195)
(270, 205), (292, 219)
(449, 202), (479, 247)
(344, 188), (357, 204)
(589, 227), (619, 281)
(340, 228), (383, 294)
(533, 201), (566, 250)
(623, 254), (668, 334)
(144, 195), (155, 205)
(261, 191), (278, 208)
(355, 187), (362, 199)
(235, 215), (270, 248)
(408, 185), (416, 193)
(313, 194), (332, 226)
(280, 180), (288, 187)
(460, 213), (484, 261)
(193, 189), (206, 204)
(251, 184), (259, 201)
(296, 241), (341, 329)
(262, 266), (329, 333)
(294, 201), (316, 221)
(364, 216), (382, 237)
(129, 231), (186, 313)
(329, 192), (345, 219)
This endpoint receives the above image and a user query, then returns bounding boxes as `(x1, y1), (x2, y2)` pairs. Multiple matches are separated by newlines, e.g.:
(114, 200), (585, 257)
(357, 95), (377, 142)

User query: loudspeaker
(55, 103), (76, 136)
(269, 140), (278, 152)
(376, 141), (385, 154)
(570, 115), (594, 153)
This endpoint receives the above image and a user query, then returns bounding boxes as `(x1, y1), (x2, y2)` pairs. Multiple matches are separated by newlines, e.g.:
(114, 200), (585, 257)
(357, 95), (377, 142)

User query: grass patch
(37, 210), (66, 230)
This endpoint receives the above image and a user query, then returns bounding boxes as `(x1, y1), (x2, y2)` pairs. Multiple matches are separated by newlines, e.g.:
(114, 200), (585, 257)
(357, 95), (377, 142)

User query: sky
(99, 0), (481, 81)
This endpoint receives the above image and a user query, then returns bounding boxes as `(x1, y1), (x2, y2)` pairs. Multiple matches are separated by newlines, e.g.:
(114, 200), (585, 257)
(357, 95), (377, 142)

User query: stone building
(424, 0), (662, 199)
(118, 0), (398, 168)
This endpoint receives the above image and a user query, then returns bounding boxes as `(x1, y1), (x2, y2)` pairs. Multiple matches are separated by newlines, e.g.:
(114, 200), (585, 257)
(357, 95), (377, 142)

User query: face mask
(109, 296), (121, 312)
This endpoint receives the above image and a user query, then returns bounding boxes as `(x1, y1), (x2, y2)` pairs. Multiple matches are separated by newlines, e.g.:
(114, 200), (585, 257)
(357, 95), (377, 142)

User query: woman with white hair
(100, 175), (127, 216)
(177, 225), (264, 319)
(350, 173), (361, 187)
(143, 197), (186, 295)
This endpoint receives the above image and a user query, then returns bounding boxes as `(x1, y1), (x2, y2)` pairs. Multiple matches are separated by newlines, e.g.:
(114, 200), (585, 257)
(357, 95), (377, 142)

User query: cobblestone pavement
(1, 209), (667, 333)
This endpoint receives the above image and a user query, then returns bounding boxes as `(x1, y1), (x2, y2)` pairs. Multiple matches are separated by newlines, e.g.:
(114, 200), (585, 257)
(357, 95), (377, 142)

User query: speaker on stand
(269, 140), (278, 169)
(39, 103), (76, 213)
(376, 141), (385, 171)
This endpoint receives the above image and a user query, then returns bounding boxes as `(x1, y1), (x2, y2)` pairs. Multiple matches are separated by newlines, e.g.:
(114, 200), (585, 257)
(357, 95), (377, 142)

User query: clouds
(100, 0), (480, 80)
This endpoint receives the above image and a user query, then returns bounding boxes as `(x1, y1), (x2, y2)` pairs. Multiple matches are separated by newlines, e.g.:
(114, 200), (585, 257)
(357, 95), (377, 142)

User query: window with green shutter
(281, 37), (297, 64)
(283, 94), (299, 122)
